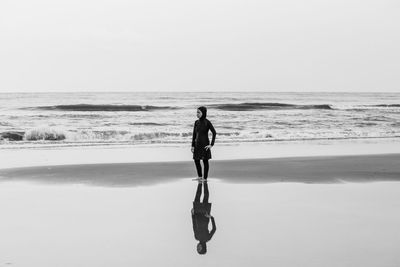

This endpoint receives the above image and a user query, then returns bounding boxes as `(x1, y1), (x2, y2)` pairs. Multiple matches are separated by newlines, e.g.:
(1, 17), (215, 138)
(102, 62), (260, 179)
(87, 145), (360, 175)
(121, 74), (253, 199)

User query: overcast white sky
(0, 0), (399, 92)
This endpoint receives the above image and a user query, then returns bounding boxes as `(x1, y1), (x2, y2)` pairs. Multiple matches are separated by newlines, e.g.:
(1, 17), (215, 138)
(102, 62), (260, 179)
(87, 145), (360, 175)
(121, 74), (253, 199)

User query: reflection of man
(191, 182), (216, 255)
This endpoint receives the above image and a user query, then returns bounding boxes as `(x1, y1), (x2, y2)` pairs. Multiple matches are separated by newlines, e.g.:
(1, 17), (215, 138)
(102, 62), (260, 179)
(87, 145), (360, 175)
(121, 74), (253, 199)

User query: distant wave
(0, 131), (24, 141)
(129, 122), (170, 126)
(369, 104), (400, 108)
(29, 104), (178, 112)
(211, 102), (333, 111)
(356, 122), (378, 127)
(364, 116), (391, 122)
(347, 104), (400, 111)
(58, 114), (106, 118)
(0, 121), (12, 126)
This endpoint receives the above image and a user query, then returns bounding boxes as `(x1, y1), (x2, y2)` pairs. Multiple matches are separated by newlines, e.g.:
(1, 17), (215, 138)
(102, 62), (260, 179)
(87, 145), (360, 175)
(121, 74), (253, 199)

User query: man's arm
(206, 215), (216, 241)
(191, 121), (197, 148)
(210, 216), (216, 236)
(209, 121), (216, 146)
(191, 209), (197, 232)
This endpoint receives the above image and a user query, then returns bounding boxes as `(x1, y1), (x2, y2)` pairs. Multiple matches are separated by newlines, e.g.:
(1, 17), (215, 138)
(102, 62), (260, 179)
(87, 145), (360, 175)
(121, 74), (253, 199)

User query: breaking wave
(2, 127), (400, 146)
(25, 127), (66, 141)
(211, 102), (333, 111)
(1, 129), (259, 143)
(74, 130), (188, 141)
(28, 104), (178, 112)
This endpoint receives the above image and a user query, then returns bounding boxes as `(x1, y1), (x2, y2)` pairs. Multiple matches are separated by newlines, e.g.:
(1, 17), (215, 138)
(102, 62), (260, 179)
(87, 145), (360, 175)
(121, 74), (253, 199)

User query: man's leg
(194, 183), (202, 202)
(203, 159), (209, 179)
(203, 182), (209, 203)
(194, 159), (202, 178)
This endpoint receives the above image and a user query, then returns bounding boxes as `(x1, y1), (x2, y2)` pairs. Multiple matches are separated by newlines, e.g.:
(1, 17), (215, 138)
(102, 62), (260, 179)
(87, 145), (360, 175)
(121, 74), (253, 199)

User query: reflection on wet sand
(191, 181), (216, 255)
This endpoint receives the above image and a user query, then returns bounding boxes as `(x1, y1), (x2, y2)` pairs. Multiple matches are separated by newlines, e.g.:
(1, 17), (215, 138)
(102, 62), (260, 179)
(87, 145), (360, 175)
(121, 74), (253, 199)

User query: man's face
(197, 243), (203, 253)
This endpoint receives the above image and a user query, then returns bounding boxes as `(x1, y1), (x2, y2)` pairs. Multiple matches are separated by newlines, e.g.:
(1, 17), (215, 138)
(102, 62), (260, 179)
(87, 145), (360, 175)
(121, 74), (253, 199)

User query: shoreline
(1, 153), (400, 187)
(1, 138), (400, 169)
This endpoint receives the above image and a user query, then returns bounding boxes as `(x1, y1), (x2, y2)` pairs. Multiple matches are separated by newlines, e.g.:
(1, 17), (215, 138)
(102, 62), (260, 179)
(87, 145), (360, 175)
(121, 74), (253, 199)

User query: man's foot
(192, 177), (207, 183)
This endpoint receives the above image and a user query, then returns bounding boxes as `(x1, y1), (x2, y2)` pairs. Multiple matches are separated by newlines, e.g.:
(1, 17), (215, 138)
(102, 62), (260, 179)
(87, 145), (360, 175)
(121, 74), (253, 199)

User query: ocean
(1, 92), (399, 148)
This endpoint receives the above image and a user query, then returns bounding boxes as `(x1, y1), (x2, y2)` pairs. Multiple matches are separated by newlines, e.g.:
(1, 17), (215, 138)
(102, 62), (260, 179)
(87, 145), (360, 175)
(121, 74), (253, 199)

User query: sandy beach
(1, 149), (400, 266)
(1, 153), (400, 186)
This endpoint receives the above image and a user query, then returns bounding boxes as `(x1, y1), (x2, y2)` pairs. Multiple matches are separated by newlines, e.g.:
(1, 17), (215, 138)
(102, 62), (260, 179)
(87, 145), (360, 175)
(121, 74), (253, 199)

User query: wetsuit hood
(198, 106), (207, 120)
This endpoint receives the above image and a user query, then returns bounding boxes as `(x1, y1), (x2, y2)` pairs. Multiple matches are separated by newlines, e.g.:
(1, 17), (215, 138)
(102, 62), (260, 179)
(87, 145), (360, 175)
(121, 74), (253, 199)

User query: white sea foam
(25, 126), (66, 141)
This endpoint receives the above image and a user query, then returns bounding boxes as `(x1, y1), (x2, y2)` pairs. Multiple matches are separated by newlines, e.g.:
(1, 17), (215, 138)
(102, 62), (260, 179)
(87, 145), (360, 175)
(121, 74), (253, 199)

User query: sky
(0, 0), (399, 93)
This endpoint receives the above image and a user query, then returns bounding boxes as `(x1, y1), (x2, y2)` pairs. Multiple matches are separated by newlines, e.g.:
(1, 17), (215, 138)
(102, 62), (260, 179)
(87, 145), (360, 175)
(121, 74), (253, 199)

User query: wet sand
(1, 153), (400, 266)
(1, 153), (400, 186)
(0, 180), (400, 266)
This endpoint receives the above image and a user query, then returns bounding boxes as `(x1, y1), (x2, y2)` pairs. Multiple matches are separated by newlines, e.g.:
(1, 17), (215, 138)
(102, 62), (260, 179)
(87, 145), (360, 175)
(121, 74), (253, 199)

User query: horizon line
(0, 90), (399, 94)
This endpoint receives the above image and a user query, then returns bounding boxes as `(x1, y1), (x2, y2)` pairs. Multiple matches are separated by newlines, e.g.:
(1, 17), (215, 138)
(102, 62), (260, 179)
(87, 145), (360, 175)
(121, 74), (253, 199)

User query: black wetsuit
(192, 118), (216, 160)
(192, 212), (216, 243)
(192, 182), (216, 243)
